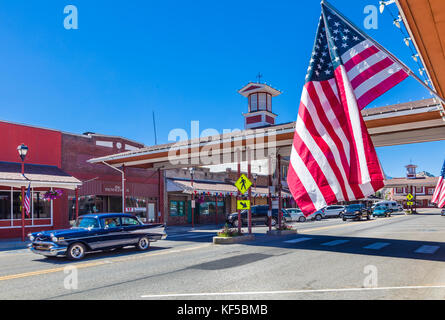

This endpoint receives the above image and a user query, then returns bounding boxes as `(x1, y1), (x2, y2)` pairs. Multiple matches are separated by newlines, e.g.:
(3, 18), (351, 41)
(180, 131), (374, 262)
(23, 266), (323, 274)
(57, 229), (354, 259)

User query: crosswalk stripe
(284, 238), (313, 244)
(364, 242), (390, 250)
(187, 234), (214, 239)
(322, 240), (350, 247)
(415, 245), (440, 254)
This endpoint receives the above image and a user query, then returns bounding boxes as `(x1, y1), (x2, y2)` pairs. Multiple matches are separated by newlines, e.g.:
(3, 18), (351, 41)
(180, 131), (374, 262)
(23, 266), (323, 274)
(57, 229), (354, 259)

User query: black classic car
(28, 213), (166, 260)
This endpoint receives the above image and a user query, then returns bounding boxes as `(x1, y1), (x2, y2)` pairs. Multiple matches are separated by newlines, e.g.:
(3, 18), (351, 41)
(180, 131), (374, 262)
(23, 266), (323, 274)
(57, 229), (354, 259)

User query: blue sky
(0, 0), (443, 177)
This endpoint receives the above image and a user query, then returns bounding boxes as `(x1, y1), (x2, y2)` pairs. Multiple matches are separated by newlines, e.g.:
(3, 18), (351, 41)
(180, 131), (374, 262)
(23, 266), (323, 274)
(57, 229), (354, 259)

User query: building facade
(385, 164), (439, 208)
(0, 121), (161, 239)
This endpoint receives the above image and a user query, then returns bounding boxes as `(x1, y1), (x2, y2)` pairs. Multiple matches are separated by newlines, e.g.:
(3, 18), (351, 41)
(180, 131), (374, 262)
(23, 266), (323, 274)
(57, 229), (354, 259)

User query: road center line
(0, 243), (211, 282)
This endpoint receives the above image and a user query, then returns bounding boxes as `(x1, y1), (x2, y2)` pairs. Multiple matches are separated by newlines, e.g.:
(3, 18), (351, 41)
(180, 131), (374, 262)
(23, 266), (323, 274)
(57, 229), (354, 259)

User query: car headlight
(51, 236), (58, 243)
(355, 211), (361, 214)
(28, 234), (35, 241)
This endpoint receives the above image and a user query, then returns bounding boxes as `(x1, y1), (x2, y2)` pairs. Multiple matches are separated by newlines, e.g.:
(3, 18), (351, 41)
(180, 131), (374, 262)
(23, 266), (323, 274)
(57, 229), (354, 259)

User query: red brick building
(385, 164), (439, 208)
(0, 121), (160, 239)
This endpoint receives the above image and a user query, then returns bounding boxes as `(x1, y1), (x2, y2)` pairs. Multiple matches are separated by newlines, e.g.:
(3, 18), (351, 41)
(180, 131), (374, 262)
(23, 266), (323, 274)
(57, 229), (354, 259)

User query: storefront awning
(0, 162), (82, 190)
(167, 178), (292, 198)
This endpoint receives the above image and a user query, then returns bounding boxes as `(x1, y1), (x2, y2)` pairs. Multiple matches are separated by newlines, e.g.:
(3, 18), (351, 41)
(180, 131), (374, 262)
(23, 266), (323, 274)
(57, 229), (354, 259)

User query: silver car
(286, 208), (307, 223)
(322, 205), (346, 218)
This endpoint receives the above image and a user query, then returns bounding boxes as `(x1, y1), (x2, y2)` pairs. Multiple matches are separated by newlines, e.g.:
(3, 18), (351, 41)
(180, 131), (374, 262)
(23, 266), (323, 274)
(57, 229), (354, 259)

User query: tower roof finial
(256, 72), (263, 84)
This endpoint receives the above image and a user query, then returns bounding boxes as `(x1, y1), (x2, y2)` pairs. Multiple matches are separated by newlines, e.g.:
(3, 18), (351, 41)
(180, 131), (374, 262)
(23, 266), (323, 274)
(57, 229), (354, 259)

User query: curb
(266, 230), (299, 236)
(213, 235), (255, 245)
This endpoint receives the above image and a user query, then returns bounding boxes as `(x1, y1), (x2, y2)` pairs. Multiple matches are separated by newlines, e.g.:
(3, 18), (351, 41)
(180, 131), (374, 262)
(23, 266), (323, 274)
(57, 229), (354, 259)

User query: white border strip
(141, 285), (445, 298)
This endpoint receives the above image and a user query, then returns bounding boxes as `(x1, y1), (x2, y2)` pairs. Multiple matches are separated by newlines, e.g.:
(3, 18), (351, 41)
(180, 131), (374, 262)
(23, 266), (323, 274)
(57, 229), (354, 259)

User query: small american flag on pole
(287, 1), (409, 216)
(432, 160), (445, 208)
(24, 184), (31, 217)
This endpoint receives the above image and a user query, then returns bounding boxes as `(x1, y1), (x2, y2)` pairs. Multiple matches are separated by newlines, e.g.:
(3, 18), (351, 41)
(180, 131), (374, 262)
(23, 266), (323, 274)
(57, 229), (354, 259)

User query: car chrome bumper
(28, 242), (68, 257)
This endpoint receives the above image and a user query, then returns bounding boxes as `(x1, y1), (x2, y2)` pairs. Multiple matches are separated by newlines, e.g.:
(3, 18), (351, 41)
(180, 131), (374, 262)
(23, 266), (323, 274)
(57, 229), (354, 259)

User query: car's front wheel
(315, 214), (322, 221)
(67, 242), (86, 260)
(270, 217), (278, 227)
(299, 216), (306, 223)
(136, 237), (150, 251)
(232, 219), (240, 228)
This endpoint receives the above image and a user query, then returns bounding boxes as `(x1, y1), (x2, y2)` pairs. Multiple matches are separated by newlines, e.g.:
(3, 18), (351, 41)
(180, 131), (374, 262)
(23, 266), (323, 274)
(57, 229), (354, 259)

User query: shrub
(217, 224), (244, 238)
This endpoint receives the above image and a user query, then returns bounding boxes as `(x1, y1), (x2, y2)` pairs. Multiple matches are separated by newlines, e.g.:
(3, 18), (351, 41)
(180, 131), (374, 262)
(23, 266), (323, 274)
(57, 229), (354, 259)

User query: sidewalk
(0, 239), (30, 252)
(165, 224), (226, 233)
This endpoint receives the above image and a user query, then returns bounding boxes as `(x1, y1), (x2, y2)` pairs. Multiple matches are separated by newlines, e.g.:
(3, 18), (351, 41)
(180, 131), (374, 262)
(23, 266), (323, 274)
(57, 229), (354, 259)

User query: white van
(372, 201), (402, 212)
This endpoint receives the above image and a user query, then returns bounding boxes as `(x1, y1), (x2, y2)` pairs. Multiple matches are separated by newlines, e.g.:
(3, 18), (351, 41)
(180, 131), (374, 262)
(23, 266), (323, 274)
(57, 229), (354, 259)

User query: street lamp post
(190, 168), (195, 229)
(253, 173), (257, 206)
(17, 144), (29, 242)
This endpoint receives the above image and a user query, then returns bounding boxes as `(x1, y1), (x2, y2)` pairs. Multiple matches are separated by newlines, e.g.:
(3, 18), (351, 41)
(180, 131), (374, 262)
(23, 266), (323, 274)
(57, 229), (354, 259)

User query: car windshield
(73, 217), (100, 229)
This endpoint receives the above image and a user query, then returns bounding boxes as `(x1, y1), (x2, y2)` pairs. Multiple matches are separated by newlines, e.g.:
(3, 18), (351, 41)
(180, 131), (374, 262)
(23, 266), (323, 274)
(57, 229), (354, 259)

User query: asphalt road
(2, 211), (445, 300)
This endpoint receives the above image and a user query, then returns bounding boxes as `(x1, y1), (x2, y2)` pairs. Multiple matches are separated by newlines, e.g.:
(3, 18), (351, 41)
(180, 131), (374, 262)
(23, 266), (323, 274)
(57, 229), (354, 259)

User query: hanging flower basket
(43, 189), (64, 200)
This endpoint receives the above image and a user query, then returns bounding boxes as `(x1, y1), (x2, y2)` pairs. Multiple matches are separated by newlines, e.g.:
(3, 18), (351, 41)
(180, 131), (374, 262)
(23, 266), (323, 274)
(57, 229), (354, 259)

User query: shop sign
(103, 184), (130, 194)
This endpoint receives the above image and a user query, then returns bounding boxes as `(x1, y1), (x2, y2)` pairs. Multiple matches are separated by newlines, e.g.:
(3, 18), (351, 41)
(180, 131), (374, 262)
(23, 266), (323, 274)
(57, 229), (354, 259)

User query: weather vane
(256, 73), (263, 84)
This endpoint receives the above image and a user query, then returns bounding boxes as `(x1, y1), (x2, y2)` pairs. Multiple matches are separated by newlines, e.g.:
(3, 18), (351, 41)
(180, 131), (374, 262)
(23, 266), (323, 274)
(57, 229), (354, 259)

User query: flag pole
(321, 0), (445, 106)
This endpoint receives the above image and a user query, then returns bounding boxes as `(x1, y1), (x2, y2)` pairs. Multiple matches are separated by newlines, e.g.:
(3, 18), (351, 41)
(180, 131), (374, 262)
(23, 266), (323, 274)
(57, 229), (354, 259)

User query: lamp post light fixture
(17, 144), (29, 164)
(17, 144), (28, 242)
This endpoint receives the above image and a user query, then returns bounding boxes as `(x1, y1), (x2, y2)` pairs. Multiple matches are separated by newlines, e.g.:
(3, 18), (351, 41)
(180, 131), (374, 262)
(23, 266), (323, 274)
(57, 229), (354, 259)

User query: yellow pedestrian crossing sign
(407, 194), (414, 201)
(237, 200), (251, 210)
(407, 201), (414, 206)
(235, 174), (252, 194)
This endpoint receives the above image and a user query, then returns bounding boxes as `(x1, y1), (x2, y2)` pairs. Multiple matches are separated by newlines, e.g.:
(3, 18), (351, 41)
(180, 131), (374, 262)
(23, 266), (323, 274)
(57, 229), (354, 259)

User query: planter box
(267, 230), (298, 236)
(213, 234), (255, 245)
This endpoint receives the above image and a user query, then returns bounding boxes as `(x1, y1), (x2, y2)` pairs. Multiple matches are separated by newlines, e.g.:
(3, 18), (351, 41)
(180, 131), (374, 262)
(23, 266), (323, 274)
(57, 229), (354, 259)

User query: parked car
(441, 209), (445, 216)
(322, 205), (346, 218)
(371, 201), (401, 213)
(343, 204), (372, 221)
(226, 206), (291, 227)
(286, 208), (307, 223)
(308, 210), (325, 221)
(373, 205), (392, 218)
(28, 213), (166, 260)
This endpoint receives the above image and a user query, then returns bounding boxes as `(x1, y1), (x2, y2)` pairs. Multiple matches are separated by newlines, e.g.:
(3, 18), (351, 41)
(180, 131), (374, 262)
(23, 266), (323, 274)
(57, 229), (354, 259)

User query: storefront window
(0, 191), (11, 220)
(200, 201), (225, 215)
(78, 196), (103, 215)
(32, 192), (51, 219)
(170, 201), (185, 217)
(13, 191), (22, 219)
(126, 197), (147, 218)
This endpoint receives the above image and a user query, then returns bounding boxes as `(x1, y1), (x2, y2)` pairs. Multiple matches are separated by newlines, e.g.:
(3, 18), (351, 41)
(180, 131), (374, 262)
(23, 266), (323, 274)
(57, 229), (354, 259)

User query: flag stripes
(287, 2), (406, 216)
(24, 184), (31, 217)
(432, 161), (445, 208)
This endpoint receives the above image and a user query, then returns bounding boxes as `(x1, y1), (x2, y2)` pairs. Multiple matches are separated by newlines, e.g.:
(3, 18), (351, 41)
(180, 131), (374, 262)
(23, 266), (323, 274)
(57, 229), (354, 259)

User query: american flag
(287, 2), (409, 216)
(432, 160), (445, 208)
(24, 184), (31, 217)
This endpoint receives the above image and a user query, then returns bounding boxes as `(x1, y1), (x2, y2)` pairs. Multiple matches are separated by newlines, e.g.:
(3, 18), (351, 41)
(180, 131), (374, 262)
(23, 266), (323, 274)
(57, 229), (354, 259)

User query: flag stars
(342, 43), (349, 48)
